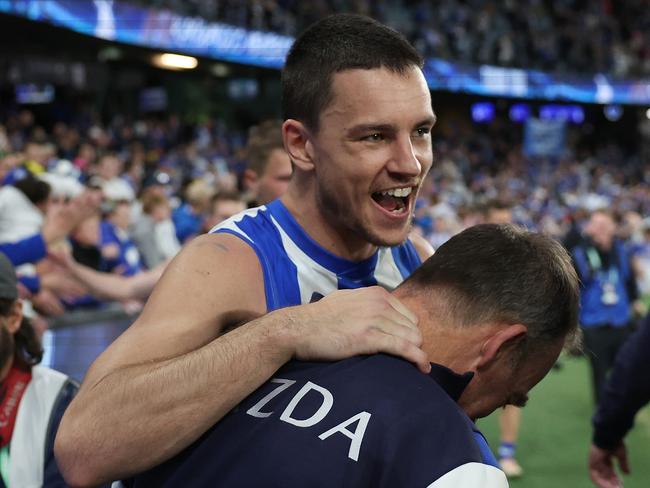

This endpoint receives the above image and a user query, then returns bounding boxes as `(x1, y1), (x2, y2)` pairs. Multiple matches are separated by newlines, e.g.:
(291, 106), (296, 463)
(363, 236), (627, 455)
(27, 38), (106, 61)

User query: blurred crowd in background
(134, 0), (650, 76)
(1, 106), (649, 327)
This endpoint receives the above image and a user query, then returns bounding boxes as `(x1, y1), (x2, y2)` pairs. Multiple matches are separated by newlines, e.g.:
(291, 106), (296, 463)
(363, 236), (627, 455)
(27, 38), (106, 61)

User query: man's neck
(422, 328), (482, 374)
(280, 192), (378, 262)
(393, 289), (483, 374)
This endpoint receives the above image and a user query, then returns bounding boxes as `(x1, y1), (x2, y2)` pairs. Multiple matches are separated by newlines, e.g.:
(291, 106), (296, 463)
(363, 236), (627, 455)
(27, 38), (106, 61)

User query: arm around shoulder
(54, 233), (295, 485)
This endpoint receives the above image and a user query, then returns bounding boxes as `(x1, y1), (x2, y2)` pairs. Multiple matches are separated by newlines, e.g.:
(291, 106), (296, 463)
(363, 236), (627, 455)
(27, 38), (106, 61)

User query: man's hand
(42, 190), (102, 245)
(47, 247), (75, 270)
(589, 443), (629, 488)
(31, 288), (66, 316)
(283, 286), (430, 373)
(40, 270), (87, 300)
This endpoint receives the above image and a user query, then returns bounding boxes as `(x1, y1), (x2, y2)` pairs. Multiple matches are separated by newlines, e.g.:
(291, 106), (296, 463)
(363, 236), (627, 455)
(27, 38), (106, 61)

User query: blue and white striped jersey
(132, 355), (507, 487)
(210, 199), (422, 311)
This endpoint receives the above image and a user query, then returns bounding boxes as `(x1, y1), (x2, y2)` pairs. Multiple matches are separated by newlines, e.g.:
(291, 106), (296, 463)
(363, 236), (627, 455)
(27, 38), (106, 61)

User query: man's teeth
(380, 187), (412, 198)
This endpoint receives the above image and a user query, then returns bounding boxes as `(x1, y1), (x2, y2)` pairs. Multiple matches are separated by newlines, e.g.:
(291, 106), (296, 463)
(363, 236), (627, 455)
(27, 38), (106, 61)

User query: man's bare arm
(58, 311), (298, 486)
(68, 258), (168, 301)
(54, 234), (428, 486)
(55, 233), (269, 485)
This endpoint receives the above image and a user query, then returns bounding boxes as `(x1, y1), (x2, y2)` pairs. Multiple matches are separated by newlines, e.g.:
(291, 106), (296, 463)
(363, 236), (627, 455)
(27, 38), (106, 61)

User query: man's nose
(386, 135), (422, 178)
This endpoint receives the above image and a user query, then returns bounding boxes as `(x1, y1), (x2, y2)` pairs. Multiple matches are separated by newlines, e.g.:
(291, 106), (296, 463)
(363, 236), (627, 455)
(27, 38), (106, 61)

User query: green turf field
(479, 356), (650, 487)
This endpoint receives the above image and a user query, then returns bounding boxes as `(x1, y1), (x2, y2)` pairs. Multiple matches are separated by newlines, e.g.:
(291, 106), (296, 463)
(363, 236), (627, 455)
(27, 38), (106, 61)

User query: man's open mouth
(371, 187), (413, 214)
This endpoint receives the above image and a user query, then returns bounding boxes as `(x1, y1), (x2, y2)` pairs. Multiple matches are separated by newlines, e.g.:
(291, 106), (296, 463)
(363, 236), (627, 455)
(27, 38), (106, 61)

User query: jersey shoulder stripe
(210, 200), (424, 311)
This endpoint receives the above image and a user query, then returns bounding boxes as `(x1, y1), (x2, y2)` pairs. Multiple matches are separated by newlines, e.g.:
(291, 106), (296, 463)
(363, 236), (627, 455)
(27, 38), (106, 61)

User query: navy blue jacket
(593, 314), (650, 449)
(132, 355), (506, 487)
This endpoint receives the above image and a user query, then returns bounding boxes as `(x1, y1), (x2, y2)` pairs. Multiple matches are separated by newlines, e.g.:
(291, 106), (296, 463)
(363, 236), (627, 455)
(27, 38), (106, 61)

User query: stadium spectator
(202, 191), (247, 231)
(100, 200), (143, 277)
(242, 119), (292, 206)
(132, 0), (650, 77)
(133, 224), (579, 487)
(0, 252), (78, 486)
(131, 192), (180, 269)
(588, 313), (650, 488)
(69, 213), (104, 272)
(172, 178), (214, 243)
(571, 210), (638, 402)
(0, 172), (101, 315)
(0, 175), (49, 244)
(91, 153), (135, 202)
(55, 14), (435, 485)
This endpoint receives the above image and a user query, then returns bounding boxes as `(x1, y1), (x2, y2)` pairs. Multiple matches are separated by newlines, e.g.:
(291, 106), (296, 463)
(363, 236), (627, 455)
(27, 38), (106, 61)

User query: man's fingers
(384, 292), (418, 327)
(365, 330), (430, 374)
(590, 467), (620, 488)
(372, 315), (423, 347)
(371, 291), (421, 341)
(588, 450), (623, 488)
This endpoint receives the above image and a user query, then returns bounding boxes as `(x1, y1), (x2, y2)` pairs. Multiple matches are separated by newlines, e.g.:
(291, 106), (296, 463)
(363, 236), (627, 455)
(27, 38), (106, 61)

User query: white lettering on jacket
(318, 411), (371, 462)
(279, 381), (334, 427)
(245, 377), (371, 462)
(246, 378), (296, 418)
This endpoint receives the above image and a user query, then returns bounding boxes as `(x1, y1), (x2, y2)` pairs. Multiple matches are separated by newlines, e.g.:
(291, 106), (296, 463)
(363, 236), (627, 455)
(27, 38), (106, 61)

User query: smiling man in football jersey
(56, 14), (439, 485)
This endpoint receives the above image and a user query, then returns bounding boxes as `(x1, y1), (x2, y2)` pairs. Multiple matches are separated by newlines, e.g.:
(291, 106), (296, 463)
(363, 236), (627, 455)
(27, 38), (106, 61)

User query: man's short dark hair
(246, 120), (285, 175)
(282, 14), (424, 131)
(401, 224), (579, 350)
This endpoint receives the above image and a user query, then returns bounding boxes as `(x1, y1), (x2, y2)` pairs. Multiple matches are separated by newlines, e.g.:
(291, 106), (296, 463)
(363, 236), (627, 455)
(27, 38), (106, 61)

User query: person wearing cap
(0, 251), (77, 487)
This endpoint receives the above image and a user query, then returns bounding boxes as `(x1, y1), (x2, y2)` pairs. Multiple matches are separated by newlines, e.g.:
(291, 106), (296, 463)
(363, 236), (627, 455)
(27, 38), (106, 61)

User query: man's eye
(363, 133), (384, 142)
(415, 127), (431, 137)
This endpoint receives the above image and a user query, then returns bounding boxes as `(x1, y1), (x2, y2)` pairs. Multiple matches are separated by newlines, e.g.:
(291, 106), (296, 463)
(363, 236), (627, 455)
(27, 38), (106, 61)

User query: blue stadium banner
(424, 60), (650, 105)
(2, 0), (650, 104)
(0, 0), (293, 68)
(524, 118), (566, 158)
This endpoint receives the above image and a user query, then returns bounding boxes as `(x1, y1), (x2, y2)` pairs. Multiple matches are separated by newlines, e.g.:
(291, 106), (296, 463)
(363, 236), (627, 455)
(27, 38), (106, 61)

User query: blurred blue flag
(524, 118), (566, 157)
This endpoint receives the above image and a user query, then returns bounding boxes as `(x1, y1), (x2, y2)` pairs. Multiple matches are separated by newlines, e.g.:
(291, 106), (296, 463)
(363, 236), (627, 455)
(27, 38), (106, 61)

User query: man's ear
(283, 119), (315, 172)
(477, 324), (527, 370)
(242, 169), (260, 192)
(6, 300), (23, 334)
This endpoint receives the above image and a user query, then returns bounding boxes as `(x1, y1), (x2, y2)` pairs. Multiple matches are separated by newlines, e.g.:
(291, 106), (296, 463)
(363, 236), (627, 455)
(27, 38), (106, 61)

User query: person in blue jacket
(588, 313), (650, 488)
(571, 210), (638, 402)
(132, 224), (580, 488)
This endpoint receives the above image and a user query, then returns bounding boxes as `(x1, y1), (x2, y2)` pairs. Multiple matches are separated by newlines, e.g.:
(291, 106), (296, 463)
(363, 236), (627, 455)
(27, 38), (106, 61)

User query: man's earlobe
(477, 324), (527, 369)
(283, 119), (315, 172)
